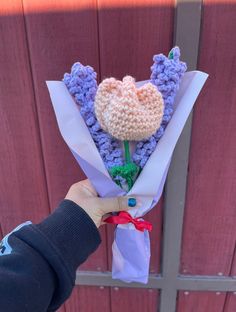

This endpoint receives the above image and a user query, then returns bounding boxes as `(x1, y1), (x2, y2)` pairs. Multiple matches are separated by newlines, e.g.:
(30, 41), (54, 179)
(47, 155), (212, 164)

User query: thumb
(96, 196), (140, 214)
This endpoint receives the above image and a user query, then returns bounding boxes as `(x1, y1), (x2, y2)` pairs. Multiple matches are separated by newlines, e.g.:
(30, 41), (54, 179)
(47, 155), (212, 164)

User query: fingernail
(128, 198), (136, 207)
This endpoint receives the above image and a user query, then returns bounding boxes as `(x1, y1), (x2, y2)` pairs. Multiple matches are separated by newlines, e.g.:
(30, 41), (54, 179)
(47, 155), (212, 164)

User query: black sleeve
(0, 199), (101, 312)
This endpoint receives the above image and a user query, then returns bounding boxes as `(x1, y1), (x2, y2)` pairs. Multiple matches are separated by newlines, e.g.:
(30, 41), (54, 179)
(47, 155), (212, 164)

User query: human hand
(65, 179), (139, 228)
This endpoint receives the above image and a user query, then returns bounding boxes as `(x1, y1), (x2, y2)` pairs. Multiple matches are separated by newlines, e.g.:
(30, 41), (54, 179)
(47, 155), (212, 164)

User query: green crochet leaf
(109, 162), (140, 191)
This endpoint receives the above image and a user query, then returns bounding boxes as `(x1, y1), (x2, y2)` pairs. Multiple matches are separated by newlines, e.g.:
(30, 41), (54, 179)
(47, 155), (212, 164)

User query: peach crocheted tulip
(95, 76), (164, 141)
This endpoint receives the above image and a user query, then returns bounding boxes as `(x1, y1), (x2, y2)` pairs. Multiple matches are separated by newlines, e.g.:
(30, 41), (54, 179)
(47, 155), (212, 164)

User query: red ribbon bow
(104, 211), (152, 232)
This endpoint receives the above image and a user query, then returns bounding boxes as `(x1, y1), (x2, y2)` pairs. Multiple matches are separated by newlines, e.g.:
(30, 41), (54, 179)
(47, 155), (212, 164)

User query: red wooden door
(0, 1), (235, 311)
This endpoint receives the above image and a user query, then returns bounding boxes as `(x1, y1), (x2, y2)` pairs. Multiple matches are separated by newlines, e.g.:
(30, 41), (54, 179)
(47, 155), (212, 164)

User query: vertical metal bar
(159, 1), (202, 311)
(159, 117), (194, 312)
(174, 0), (203, 72)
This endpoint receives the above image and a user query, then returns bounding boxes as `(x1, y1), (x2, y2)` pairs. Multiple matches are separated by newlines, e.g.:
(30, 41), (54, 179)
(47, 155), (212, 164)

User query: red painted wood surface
(224, 251), (236, 311)
(0, 1), (50, 232)
(178, 292), (227, 312)
(110, 288), (158, 312)
(22, 0), (109, 311)
(178, 1), (236, 311)
(65, 286), (110, 312)
(224, 294), (236, 312)
(1, 1), (235, 311)
(97, 1), (174, 310)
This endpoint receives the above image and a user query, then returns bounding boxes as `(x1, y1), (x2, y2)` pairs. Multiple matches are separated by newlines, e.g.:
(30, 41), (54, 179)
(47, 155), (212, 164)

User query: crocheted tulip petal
(95, 76), (164, 141)
(94, 77), (123, 132)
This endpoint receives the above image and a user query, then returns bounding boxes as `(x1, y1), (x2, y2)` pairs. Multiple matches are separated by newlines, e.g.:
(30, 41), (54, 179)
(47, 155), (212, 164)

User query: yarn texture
(94, 76), (164, 141)
(132, 47), (187, 168)
(63, 62), (124, 169)
(63, 47), (186, 189)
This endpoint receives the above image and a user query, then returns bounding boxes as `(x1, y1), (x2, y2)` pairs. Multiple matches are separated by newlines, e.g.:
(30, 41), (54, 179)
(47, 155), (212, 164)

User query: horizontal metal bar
(177, 275), (236, 292)
(76, 271), (163, 289)
(76, 271), (236, 292)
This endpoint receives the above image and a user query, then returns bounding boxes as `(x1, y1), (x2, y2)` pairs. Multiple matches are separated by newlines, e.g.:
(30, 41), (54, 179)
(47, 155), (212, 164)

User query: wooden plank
(178, 1), (236, 311)
(66, 286), (110, 312)
(223, 249), (236, 311)
(0, 1), (50, 232)
(224, 292), (236, 312)
(97, 1), (174, 310)
(224, 294), (236, 312)
(110, 288), (158, 312)
(177, 292), (226, 312)
(22, 1), (109, 310)
(98, 0), (174, 81)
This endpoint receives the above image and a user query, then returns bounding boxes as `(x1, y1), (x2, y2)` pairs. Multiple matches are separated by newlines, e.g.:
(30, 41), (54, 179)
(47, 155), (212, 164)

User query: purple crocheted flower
(63, 62), (123, 169)
(132, 47), (187, 168)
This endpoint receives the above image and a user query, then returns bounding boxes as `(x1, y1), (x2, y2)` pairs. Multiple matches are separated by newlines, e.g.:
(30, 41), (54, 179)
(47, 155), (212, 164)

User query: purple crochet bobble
(63, 62), (123, 169)
(132, 47), (187, 168)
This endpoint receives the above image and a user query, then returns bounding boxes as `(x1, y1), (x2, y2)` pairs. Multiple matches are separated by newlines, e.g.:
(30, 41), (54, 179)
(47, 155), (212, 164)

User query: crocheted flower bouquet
(47, 47), (208, 283)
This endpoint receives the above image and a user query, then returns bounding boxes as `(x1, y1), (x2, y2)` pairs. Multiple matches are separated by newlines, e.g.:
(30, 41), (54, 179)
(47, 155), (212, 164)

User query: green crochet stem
(109, 140), (140, 191)
(124, 140), (131, 163)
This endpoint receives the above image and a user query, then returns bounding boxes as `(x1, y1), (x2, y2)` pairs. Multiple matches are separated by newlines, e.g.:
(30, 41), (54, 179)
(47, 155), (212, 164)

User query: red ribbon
(104, 211), (152, 232)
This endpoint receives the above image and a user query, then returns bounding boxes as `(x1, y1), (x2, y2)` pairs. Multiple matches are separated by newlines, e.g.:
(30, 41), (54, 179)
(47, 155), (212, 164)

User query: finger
(97, 196), (141, 214)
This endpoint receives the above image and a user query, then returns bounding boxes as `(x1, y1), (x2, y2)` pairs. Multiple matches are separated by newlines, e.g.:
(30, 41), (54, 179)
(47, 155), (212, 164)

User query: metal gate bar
(159, 0), (203, 310)
(76, 272), (236, 292)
